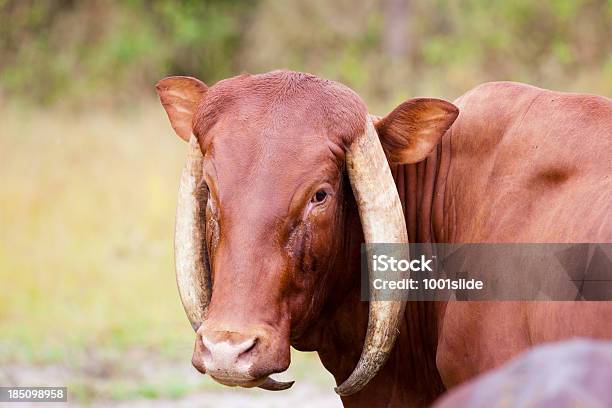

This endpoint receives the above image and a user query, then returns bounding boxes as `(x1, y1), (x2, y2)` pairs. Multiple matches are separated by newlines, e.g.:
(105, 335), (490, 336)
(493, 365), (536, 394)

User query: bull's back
(435, 82), (612, 388)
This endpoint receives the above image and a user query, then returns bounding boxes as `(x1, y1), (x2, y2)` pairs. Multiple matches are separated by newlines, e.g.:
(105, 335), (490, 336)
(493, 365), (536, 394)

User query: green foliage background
(1, 0), (611, 107)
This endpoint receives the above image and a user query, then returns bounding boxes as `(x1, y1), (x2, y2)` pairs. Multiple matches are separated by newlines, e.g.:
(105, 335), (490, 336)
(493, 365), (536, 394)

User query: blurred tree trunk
(383, 0), (410, 62)
(381, 0), (411, 99)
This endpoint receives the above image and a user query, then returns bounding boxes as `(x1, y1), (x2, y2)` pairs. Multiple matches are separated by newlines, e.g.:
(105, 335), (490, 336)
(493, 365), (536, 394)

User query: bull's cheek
(286, 273), (330, 339)
(284, 211), (340, 338)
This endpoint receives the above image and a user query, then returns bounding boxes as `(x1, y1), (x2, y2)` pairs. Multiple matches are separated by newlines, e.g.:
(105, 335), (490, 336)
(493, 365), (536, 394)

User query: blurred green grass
(0, 102), (200, 362)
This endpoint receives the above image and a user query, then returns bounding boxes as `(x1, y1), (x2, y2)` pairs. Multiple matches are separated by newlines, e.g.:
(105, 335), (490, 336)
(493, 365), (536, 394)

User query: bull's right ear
(155, 76), (208, 142)
(375, 98), (458, 164)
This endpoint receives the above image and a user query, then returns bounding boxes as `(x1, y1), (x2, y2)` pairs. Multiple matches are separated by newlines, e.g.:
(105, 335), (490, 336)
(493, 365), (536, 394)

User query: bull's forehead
(194, 71), (366, 215)
(203, 116), (342, 217)
(194, 70), (368, 149)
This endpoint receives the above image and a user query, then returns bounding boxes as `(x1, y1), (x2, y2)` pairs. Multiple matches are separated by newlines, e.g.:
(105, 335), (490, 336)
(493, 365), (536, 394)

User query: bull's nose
(199, 331), (259, 379)
(192, 323), (290, 387)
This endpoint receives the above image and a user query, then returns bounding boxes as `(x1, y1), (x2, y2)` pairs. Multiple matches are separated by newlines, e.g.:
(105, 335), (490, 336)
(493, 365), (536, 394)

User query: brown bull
(156, 71), (612, 407)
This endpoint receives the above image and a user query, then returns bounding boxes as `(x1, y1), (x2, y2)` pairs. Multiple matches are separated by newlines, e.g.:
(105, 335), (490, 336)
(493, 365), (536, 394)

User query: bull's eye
(312, 190), (328, 204)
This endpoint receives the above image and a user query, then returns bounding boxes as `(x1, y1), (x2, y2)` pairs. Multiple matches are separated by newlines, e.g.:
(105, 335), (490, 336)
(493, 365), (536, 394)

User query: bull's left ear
(375, 98), (459, 164)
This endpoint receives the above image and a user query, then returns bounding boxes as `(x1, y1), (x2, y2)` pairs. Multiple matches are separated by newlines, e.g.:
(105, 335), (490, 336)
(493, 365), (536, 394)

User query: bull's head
(156, 71), (457, 395)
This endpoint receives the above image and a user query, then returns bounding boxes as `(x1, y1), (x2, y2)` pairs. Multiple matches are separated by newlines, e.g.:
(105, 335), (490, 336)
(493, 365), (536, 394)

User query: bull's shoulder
(455, 81), (543, 106)
(456, 80), (611, 104)
(441, 82), (611, 244)
(453, 81), (611, 130)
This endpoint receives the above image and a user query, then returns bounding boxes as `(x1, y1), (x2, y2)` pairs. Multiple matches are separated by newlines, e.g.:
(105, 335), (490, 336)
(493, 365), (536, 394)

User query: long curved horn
(175, 135), (211, 331)
(334, 116), (408, 396)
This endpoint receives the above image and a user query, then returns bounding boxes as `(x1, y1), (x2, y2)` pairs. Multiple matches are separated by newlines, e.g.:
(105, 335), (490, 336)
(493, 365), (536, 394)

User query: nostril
(239, 337), (258, 357)
(201, 344), (212, 361)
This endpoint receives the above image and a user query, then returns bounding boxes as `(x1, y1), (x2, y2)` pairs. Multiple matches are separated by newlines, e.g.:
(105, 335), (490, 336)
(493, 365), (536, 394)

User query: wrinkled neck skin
(293, 145), (450, 407)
